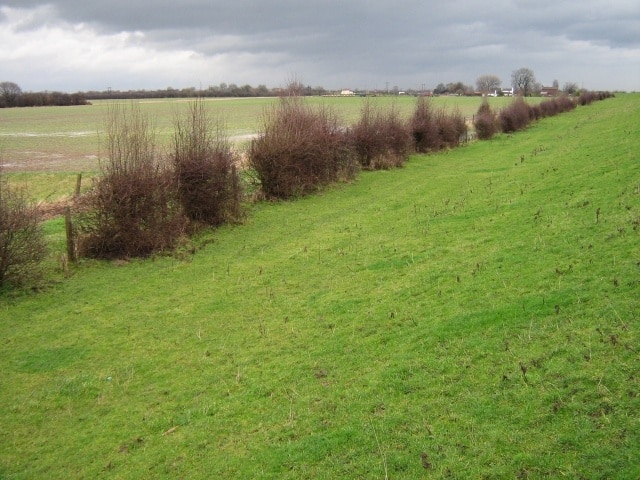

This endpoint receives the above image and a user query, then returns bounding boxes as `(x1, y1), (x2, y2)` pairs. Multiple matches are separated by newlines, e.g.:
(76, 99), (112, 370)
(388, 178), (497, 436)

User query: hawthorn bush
(499, 97), (532, 133)
(377, 104), (413, 168)
(554, 95), (577, 113)
(78, 103), (186, 259)
(410, 97), (467, 152)
(171, 98), (243, 226)
(249, 94), (356, 199)
(0, 170), (46, 288)
(349, 100), (411, 169)
(539, 98), (560, 117)
(410, 97), (441, 153)
(473, 100), (499, 140)
(578, 91), (613, 106)
(436, 107), (467, 148)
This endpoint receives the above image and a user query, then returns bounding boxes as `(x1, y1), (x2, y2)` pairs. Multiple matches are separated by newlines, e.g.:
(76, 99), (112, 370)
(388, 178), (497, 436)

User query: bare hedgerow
(578, 91), (597, 106)
(554, 95), (577, 113)
(577, 91), (613, 106)
(348, 100), (387, 168)
(437, 106), (467, 148)
(539, 98), (560, 117)
(473, 100), (499, 140)
(378, 103), (412, 169)
(499, 97), (532, 133)
(78, 103), (186, 259)
(410, 96), (441, 153)
(0, 168), (46, 288)
(249, 94), (357, 199)
(348, 100), (412, 169)
(171, 98), (243, 226)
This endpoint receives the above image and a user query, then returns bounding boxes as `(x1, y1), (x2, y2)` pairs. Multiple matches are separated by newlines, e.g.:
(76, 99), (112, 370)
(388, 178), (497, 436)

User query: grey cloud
(1, 0), (638, 91)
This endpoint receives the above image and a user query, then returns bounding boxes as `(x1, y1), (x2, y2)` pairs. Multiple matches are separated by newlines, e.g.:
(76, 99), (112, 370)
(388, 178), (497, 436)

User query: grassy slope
(1, 95), (639, 479)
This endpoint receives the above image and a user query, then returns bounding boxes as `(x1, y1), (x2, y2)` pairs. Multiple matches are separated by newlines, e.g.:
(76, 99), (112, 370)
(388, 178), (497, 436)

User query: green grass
(1, 94), (639, 478)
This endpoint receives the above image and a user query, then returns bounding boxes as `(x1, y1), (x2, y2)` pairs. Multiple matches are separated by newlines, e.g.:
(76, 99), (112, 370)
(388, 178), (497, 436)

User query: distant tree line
(0, 80), (335, 106)
(0, 81), (89, 108)
(0, 69), (597, 109)
(79, 82), (332, 100)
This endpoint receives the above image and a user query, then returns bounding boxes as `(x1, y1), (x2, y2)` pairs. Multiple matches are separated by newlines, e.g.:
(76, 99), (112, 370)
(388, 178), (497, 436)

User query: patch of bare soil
(37, 195), (91, 221)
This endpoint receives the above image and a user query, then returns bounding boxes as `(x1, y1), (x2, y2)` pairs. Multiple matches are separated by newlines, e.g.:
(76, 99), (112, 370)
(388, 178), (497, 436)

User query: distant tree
(476, 75), (501, 94)
(433, 83), (447, 95)
(533, 82), (542, 95)
(563, 82), (579, 95)
(446, 81), (471, 95)
(511, 68), (536, 96)
(0, 82), (22, 108)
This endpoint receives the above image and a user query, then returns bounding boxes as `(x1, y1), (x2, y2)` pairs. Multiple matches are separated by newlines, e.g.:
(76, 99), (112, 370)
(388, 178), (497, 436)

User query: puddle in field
(0, 131), (95, 138)
(18, 151), (66, 159)
(230, 133), (260, 141)
(1, 151), (101, 172)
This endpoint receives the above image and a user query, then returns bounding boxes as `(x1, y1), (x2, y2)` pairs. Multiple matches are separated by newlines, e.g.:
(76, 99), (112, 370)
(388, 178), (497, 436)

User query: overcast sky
(1, 1), (639, 93)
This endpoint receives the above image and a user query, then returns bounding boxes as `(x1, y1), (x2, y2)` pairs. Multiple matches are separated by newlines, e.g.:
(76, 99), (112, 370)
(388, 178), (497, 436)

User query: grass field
(1, 94), (639, 478)
(1, 95), (526, 179)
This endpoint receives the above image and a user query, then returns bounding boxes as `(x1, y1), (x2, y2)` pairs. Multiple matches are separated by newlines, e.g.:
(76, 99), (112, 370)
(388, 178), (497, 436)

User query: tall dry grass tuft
(249, 94), (356, 199)
(78, 103), (186, 259)
(171, 98), (243, 227)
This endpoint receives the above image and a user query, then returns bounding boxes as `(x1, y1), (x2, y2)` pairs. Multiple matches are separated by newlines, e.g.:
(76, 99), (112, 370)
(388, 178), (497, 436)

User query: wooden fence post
(65, 206), (76, 263)
(74, 173), (82, 198)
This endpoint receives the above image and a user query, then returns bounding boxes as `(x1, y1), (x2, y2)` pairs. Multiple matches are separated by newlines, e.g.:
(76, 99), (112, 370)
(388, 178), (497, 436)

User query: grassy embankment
(1, 94), (639, 478)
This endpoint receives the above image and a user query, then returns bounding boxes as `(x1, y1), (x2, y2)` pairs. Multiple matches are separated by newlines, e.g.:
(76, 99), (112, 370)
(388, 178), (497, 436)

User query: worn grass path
(1, 94), (639, 478)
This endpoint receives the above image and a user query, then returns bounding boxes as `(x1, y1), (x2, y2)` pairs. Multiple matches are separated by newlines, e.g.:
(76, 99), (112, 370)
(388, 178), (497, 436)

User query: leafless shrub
(473, 100), (499, 140)
(529, 104), (542, 121)
(410, 97), (441, 153)
(579, 91), (614, 105)
(348, 100), (386, 168)
(249, 94), (356, 199)
(578, 91), (597, 106)
(78, 103), (186, 259)
(554, 95), (577, 112)
(377, 104), (412, 168)
(0, 169), (46, 288)
(349, 100), (411, 169)
(438, 107), (467, 148)
(539, 98), (560, 117)
(499, 97), (532, 133)
(171, 98), (243, 226)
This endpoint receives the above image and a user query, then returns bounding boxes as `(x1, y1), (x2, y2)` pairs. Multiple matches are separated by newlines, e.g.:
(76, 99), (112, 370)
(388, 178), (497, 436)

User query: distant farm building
(487, 87), (514, 97)
(540, 86), (559, 97)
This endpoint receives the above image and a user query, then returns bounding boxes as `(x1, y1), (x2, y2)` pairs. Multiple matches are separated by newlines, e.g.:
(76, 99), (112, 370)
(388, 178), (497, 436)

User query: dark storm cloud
(1, 0), (638, 91)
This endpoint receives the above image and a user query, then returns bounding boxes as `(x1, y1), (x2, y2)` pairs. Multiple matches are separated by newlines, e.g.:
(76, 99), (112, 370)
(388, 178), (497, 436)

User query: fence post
(65, 206), (77, 263)
(74, 173), (82, 198)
